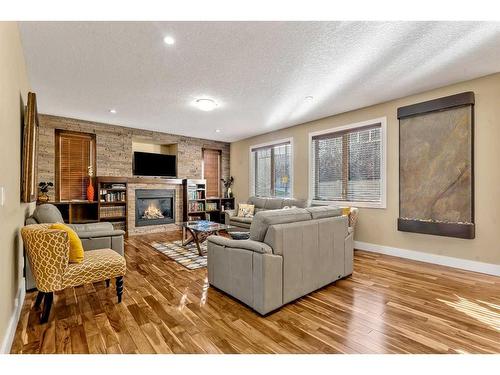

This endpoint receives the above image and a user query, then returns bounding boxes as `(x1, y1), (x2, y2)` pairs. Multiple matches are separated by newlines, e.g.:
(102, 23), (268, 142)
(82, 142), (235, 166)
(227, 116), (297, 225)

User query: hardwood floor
(10, 231), (500, 354)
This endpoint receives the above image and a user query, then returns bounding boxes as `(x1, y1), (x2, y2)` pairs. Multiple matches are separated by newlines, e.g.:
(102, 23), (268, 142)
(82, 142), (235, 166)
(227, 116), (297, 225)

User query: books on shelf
(100, 206), (126, 218)
(206, 202), (218, 211)
(188, 201), (204, 212)
(100, 190), (126, 202)
(188, 189), (204, 200)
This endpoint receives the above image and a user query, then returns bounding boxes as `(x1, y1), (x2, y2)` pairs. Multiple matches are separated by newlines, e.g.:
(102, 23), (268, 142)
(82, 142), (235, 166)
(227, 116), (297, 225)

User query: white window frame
(249, 137), (294, 198)
(308, 117), (387, 209)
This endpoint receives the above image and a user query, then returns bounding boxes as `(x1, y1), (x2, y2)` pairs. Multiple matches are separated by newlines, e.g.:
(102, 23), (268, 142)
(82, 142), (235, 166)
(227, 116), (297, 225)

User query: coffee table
(178, 220), (233, 256)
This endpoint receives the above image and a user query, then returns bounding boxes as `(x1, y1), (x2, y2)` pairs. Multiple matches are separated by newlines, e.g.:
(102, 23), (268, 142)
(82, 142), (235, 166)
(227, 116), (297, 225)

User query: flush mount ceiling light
(305, 96), (314, 101)
(163, 36), (175, 45)
(109, 109), (117, 114)
(215, 129), (221, 133)
(195, 98), (218, 111)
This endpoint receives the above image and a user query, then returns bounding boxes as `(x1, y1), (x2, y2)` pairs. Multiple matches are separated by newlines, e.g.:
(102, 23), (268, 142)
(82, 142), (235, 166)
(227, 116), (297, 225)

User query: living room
(1, 1), (500, 371)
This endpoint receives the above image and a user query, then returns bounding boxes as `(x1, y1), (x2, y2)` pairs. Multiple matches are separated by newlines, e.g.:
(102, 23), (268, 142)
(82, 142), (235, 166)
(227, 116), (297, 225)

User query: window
(309, 118), (386, 208)
(202, 148), (221, 197)
(250, 139), (293, 197)
(55, 130), (96, 201)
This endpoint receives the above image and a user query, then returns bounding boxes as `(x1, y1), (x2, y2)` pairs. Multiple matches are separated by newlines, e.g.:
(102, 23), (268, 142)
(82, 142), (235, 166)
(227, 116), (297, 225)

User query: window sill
(311, 199), (386, 209)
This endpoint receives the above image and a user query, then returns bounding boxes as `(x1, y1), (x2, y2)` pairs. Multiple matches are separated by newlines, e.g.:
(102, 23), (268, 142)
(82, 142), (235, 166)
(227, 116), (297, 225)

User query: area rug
(149, 240), (207, 270)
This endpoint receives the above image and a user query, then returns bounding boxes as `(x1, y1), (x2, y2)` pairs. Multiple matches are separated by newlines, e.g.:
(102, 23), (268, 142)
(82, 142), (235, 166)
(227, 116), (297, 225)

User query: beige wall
(231, 73), (500, 265)
(0, 22), (32, 350)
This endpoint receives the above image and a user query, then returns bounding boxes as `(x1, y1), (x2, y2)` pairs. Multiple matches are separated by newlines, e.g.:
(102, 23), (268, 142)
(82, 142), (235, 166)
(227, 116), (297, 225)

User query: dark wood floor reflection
(11, 231), (500, 354)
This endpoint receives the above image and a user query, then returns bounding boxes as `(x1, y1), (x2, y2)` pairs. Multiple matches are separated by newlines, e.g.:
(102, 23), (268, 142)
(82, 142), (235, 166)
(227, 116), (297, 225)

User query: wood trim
(397, 91), (475, 119)
(202, 148), (222, 198)
(21, 92), (39, 203)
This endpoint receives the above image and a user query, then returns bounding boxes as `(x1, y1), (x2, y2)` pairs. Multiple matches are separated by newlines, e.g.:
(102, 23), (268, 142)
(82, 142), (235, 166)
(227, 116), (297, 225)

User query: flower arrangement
(38, 182), (53, 202)
(38, 181), (54, 193)
(221, 176), (234, 198)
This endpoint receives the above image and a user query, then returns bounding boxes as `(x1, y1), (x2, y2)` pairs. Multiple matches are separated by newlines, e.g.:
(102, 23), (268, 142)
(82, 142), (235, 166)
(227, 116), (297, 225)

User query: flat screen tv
(133, 152), (177, 177)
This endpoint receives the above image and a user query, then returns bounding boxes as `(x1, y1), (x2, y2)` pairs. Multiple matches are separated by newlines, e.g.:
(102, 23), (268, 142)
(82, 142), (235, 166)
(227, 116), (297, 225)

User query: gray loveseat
(208, 206), (353, 315)
(224, 196), (310, 230)
(24, 204), (125, 290)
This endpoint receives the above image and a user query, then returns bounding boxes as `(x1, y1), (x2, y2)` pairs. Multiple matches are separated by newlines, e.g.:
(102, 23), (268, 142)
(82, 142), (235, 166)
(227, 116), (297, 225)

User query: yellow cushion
(341, 207), (351, 216)
(50, 223), (84, 263)
(237, 204), (255, 218)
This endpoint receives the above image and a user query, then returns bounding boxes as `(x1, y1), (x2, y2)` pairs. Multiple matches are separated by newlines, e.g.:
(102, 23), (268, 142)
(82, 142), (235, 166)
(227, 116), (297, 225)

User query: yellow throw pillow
(50, 223), (84, 263)
(237, 204), (255, 218)
(341, 207), (351, 216)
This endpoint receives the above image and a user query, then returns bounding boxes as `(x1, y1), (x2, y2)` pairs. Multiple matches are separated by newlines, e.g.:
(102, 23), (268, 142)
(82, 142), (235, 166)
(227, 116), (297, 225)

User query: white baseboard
(354, 241), (500, 277)
(0, 278), (26, 354)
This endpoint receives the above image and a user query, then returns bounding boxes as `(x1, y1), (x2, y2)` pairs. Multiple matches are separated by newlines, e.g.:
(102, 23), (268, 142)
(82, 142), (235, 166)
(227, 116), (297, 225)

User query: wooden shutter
(56, 130), (96, 201)
(203, 149), (221, 198)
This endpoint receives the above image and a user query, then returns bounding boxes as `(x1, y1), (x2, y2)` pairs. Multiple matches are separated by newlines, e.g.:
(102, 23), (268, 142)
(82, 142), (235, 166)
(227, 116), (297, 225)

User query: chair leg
(105, 279), (110, 288)
(34, 291), (45, 309)
(40, 292), (53, 324)
(116, 276), (123, 303)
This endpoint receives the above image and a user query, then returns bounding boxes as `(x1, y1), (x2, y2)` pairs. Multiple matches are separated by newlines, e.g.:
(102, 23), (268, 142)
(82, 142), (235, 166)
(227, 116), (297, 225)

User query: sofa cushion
(247, 196), (268, 209)
(231, 216), (253, 224)
(230, 217), (252, 229)
(250, 208), (311, 242)
(254, 207), (266, 214)
(33, 204), (64, 224)
(264, 198), (283, 210)
(306, 206), (343, 220)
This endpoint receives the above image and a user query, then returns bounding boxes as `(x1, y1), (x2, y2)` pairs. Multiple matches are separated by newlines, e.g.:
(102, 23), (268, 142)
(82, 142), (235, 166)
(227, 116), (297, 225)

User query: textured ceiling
(19, 21), (500, 142)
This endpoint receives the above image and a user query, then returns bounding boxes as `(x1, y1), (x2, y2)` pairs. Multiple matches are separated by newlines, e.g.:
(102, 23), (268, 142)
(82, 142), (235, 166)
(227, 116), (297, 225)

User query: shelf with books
(97, 177), (128, 234)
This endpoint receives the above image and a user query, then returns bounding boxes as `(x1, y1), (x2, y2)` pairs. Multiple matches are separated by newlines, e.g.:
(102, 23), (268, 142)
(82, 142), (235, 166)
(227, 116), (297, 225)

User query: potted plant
(38, 182), (53, 203)
(221, 176), (234, 198)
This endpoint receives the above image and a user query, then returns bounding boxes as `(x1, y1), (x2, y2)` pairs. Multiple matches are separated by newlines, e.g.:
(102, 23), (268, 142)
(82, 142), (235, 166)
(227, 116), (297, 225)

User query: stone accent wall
(127, 183), (183, 236)
(38, 114), (230, 200)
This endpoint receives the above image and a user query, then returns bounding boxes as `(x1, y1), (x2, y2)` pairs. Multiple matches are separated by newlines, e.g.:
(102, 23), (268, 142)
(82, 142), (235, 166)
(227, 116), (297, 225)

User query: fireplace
(135, 189), (175, 227)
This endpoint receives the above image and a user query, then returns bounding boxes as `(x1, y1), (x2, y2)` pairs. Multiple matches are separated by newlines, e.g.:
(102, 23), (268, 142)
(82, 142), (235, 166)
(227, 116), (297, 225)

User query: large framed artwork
(21, 92), (39, 203)
(397, 92), (475, 239)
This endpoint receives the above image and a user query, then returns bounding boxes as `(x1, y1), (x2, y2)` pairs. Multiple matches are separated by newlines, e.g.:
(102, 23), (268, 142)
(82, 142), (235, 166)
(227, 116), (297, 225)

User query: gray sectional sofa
(224, 196), (310, 230)
(208, 206), (353, 315)
(24, 204), (125, 290)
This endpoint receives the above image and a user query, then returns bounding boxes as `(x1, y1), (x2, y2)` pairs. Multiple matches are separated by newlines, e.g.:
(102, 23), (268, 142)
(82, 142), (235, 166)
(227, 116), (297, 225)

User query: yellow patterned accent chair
(21, 224), (126, 323)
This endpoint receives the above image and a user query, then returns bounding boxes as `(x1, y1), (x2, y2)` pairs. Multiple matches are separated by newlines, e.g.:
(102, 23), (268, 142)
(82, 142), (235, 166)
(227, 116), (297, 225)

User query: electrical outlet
(0, 186), (4, 207)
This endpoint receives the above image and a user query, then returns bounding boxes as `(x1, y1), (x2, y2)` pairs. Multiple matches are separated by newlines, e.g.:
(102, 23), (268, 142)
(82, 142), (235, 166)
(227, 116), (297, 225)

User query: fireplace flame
(142, 203), (164, 220)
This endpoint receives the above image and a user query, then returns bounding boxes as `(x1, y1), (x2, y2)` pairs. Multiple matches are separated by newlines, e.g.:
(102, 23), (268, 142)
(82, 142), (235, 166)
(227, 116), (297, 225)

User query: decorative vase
(38, 192), (49, 203)
(87, 180), (94, 201)
(226, 187), (232, 198)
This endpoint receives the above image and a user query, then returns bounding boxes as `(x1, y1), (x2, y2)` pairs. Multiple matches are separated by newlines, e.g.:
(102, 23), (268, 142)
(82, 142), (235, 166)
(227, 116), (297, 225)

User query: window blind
(56, 131), (96, 201)
(203, 149), (221, 197)
(251, 141), (292, 197)
(312, 124), (381, 203)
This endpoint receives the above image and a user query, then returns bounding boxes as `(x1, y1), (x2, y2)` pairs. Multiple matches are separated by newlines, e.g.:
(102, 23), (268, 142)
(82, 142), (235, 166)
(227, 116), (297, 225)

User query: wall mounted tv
(133, 152), (177, 178)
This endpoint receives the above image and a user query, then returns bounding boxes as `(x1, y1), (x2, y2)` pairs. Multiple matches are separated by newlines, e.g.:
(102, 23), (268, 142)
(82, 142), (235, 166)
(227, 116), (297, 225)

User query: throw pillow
(237, 204), (255, 218)
(50, 223), (84, 263)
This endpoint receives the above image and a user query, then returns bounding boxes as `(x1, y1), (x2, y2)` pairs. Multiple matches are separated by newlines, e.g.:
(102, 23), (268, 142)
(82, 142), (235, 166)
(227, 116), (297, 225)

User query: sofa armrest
(224, 209), (236, 225)
(75, 229), (125, 239)
(207, 236), (273, 254)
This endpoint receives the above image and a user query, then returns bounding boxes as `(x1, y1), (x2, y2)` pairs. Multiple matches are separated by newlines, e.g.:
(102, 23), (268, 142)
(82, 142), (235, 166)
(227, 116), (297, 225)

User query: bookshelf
(97, 176), (128, 232)
(182, 179), (235, 223)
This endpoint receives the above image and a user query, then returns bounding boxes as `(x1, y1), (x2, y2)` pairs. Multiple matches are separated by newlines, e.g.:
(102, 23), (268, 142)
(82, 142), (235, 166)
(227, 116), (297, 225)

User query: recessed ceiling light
(195, 98), (218, 112)
(305, 96), (314, 101)
(215, 129), (221, 133)
(163, 36), (175, 45)
(109, 109), (117, 114)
